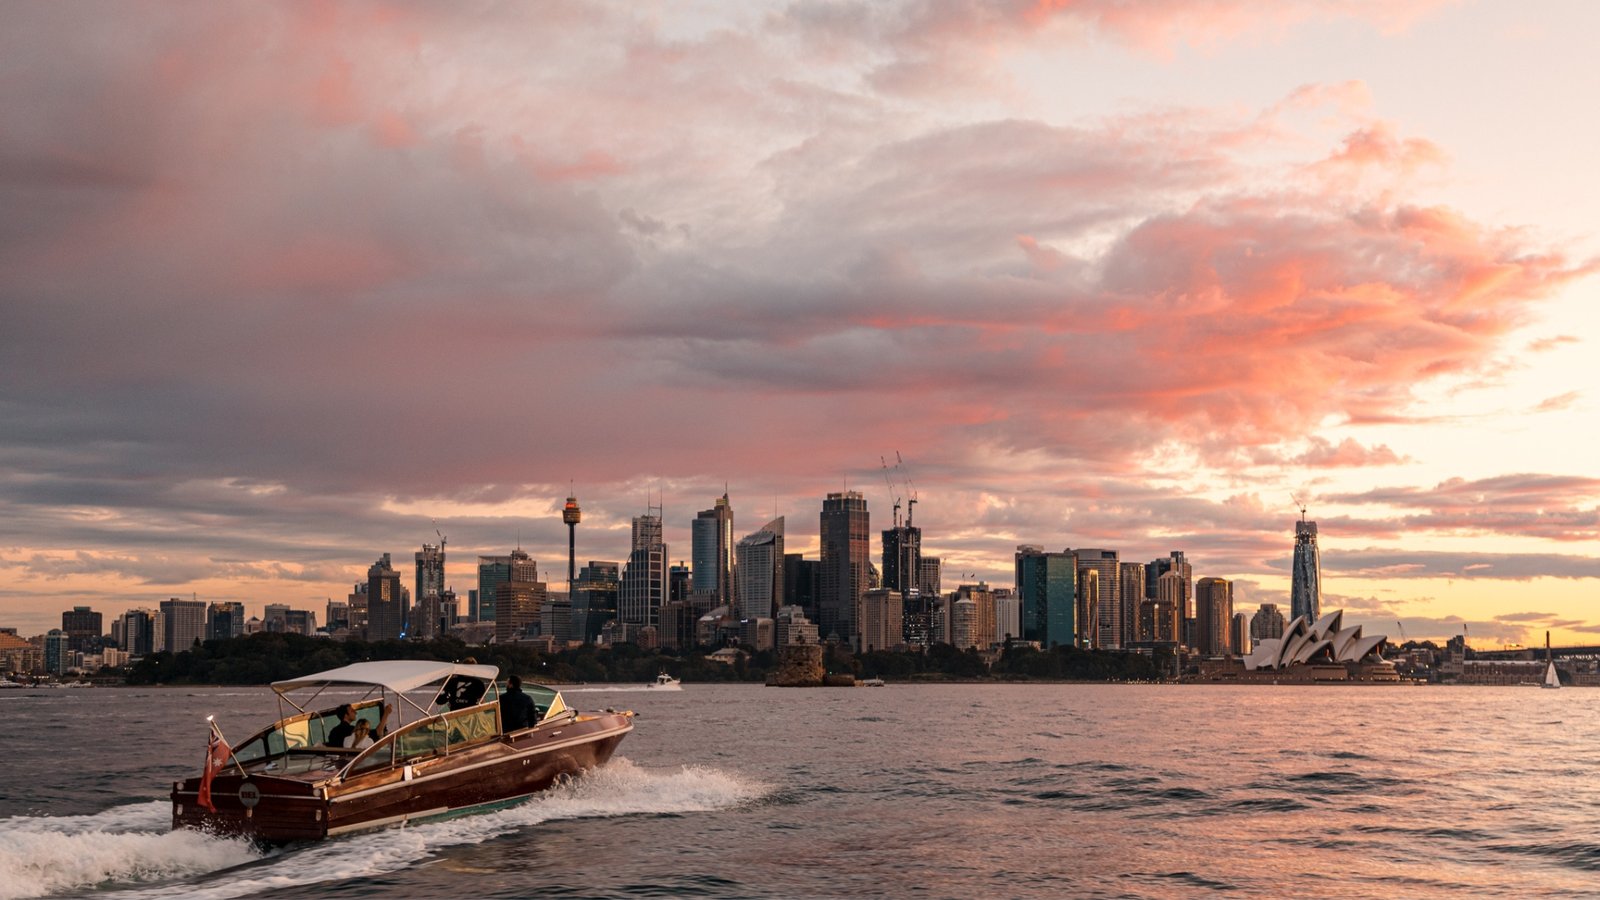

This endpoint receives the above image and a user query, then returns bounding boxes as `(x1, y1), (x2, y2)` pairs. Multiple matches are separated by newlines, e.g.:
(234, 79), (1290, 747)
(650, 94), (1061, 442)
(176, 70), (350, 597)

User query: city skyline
(3, 4), (1598, 645)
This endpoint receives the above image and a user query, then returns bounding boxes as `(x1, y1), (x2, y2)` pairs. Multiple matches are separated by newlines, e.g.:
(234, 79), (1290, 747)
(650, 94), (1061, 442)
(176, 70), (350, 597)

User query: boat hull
(173, 712), (632, 843)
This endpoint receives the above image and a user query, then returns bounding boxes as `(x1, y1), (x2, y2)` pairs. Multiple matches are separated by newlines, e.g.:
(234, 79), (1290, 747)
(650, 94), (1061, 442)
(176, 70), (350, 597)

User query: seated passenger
(327, 702), (392, 748)
(500, 674), (538, 732)
(344, 719), (376, 750)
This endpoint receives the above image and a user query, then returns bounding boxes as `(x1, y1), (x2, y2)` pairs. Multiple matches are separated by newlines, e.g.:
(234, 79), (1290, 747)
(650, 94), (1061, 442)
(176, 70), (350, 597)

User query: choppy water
(2, 683), (1597, 898)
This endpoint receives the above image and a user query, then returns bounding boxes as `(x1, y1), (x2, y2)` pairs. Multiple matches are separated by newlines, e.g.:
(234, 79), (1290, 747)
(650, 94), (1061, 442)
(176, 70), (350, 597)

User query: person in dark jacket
(500, 674), (539, 732)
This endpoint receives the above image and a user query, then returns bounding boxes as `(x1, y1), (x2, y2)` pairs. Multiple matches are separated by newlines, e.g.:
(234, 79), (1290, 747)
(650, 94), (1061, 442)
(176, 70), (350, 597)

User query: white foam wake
(1, 760), (762, 900)
(0, 802), (262, 900)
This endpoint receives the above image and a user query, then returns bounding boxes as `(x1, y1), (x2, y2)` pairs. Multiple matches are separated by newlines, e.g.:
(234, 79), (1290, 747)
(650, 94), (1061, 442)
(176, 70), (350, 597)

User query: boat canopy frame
(268, 660), (502, 726)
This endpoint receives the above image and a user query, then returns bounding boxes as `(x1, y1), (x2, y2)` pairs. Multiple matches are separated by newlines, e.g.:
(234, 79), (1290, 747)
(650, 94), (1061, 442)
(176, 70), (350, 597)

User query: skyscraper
(1119, 561), (1146, 645)
(1251, 603), (1286, 644)
(735, 517), (785, 621)
(620, 512), (667, 628)
(881, 522), (922, 596)
(1072, 549), (1120, 649)
(1194, 577), (1234, 656)
(857, 588), (903, 652)
(159, 597), (207, 652)
(819, 491), (869, 644)
(494, 549), (545, 643)
(117, 609), (156, 656)
(476, 554), (513, 623)
(918, 556), (942, 596)
(571, 560), (620, 642)
(416, 542), (446, 613)
(691, 494), (735, 607)
(1290, 517), (1322, 624)
(1014, 546), (1079, 649)
(60, 606), (102, 652)
(207, 602), (245, 640)
(366, 553), (406, 641)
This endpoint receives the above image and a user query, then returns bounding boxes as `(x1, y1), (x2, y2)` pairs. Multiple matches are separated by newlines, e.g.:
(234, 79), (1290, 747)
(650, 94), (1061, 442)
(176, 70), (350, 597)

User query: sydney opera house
(1199, 609), (1399, 684)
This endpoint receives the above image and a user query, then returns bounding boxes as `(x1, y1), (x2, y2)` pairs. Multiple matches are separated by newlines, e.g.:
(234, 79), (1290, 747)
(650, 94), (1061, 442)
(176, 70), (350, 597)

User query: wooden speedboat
(171, 660), (633, 843)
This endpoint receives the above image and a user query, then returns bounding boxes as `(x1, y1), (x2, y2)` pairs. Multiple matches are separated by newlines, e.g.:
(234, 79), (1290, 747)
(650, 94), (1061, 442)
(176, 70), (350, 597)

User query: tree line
(123, 632), (1176, 686)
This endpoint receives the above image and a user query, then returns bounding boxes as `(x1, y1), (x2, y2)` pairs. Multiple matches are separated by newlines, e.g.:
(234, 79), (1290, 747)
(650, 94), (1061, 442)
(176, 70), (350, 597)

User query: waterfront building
(620, 513), (667, 630)
(1251, 603), (1286, 644)
(1194, 577), (1234, 656)
(61, 606), (102, 652)
(1119, 562), (1147, 645)
(366, 553), (407, 641)
(1137, 598), (1180, 643)
(571, 561), (620, 642)
(159, 597), (207, 652)
(476, 555), (513, 623)
(1014, 546), (1078, 649)
(857, 588), (904, 653)
(819, 491), (869, 645)
(207, 602), (246, 640)
(691, 494), (736, 608)
(1290, 517), (1322, 624)
(44, 629), (68, 675)
(735, 517), (785, 621)
(1242, 610), (1386, 671)
(1072, 550), (1121, 649)
(1076, 566), (1100, 649)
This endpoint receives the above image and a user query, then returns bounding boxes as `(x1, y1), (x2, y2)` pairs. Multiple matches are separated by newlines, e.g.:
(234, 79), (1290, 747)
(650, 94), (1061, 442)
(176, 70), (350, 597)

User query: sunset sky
(2, 1), (1596, 645)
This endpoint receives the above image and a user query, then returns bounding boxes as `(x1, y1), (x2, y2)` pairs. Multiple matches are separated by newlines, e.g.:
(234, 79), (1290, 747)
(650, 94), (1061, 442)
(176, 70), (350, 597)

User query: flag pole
(207, 714), (246, 776)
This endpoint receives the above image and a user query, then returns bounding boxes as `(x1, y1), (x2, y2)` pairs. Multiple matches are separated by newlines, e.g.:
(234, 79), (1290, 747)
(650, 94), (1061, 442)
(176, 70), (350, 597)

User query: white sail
(1543, 660), (1561, 689)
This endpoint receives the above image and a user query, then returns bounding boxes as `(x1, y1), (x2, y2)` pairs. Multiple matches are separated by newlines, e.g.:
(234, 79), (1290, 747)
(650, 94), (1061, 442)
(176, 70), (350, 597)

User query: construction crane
(1396, 620), (1406, 643)
(433, 520), (447, 552)
(1291, 494), (1307, 521)
(897, 451), (918, 527)
(881, 456), (902, 528)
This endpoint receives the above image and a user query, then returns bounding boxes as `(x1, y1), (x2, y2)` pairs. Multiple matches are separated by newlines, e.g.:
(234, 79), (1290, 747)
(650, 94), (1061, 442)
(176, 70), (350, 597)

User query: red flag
(198, 724), (231, 812)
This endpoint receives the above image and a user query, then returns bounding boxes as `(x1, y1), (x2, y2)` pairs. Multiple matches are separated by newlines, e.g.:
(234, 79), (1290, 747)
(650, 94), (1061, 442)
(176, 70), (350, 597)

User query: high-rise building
(1137, 598), (1180, 643)
(1231, 612), (1251, 656)
(1154, 570), (1187, 645)
(495, 549), (546, 643)
(263, 603), (290, 632)
(950, 582), (997, 650)
(856, 588), (903, 653)
(1073, 549), (1120, 649)
(44, 629), (69, 675)
(1076, 566), (1100, 649)
(207, 602), (246, 640)
(416, 542), (446, 618)
(735, 517), (785, 621)
(1015, 546), (1081, 648)
(476, 555), (513, 623)
(1119, 562), (1147, 645)
(819, 491), (869, 645)
(325, 599), (350, 632)
(882, 523), (922, 596)
(117, 609), (156, 656)
(783, 555), (821, 622)
(366, 553), (406, 641)
(994, 590), (1021, 643)
(1146, 552), (1193, 619)
(1194, 577), (1234, 656)
(571, 561), (620, 642)
(159, 598), (207, 652)
(918, 556), (942, 596)
(691, 494), (736, 608)
(1250, 603), (1286, 644)
(61, 606), (102, 652)
(1290, 518), (1322, 624)
(620, 513), (667, 629)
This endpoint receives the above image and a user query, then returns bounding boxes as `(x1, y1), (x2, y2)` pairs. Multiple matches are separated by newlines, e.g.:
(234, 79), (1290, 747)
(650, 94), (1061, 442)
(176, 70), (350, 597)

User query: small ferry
(647, 673), (682, 690)
(860, 677), (886, 687)
(171, 660), (633, 843)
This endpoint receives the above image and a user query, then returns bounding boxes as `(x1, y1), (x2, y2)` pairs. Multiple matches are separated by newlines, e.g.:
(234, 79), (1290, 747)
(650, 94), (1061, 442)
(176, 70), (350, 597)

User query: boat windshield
(525, 684), (567, 724)
(232, 700), (386, 764)
(346, 702), (501, 776)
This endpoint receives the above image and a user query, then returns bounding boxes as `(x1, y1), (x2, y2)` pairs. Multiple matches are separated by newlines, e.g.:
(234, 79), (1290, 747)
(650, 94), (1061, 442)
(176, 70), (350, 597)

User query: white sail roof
(271, 660), (500, 695)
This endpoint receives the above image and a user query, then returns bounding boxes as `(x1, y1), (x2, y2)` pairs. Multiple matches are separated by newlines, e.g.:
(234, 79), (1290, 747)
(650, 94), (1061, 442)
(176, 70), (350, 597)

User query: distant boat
(860, 677), (886, 687)
(1543, 631), (1561, 690)
(647, 673), (682, 690)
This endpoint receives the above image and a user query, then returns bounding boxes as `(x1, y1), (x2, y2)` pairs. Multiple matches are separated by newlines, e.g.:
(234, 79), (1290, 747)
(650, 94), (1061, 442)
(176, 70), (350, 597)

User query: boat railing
(343, 701), (503, 777)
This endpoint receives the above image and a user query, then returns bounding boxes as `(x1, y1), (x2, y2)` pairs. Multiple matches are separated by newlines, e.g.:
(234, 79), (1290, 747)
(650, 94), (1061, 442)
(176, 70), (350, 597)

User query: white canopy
(271, 660), (500, 695)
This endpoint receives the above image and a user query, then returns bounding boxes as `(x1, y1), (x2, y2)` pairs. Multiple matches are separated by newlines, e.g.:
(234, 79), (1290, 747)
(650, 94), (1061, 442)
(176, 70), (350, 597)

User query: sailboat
(1543, 631), (1561, 690)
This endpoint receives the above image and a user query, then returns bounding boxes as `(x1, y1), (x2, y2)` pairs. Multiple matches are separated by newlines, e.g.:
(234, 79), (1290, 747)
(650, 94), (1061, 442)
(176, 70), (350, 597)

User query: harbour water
(2, 683), (1597, 898)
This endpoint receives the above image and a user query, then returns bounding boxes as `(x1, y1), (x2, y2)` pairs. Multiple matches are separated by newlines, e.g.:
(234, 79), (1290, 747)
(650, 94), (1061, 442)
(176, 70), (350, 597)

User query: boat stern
(172, 774), (329, 844)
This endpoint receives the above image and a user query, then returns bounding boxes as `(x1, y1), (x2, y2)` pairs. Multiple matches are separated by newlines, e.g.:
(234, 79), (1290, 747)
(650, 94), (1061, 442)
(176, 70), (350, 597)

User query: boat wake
(0, 760), (762, 900)
(0, 801), (260, 900)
